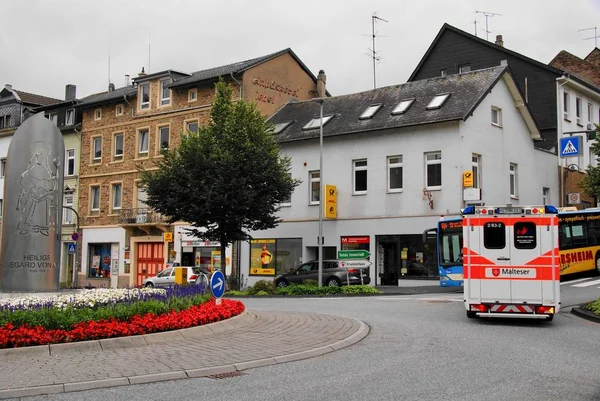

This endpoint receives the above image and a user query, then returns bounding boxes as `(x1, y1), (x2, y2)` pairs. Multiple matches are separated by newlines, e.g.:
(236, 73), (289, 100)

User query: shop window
(88, 243), (112, 278)
(249, 238), (302, 276)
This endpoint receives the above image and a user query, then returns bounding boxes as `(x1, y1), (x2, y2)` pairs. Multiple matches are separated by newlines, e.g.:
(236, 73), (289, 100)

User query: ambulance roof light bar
(462, 205), (558, 215)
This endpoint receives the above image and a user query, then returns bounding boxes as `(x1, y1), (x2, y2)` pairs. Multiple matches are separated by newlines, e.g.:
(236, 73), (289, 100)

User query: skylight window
(273, 121), (293, 134)
(303, 115), (333, 130)
(392, 99), (415, 115)
(426, 93), (451, 110)
(359, 104), (382, 120)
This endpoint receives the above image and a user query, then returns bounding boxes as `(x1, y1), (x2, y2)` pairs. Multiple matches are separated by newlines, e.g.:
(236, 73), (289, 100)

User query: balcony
(118, 208), (169, 233)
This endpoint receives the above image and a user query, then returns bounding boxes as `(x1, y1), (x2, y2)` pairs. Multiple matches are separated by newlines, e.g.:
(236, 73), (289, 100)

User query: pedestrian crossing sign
(67, 243), (77, 254)
(560, 136), (581, 158)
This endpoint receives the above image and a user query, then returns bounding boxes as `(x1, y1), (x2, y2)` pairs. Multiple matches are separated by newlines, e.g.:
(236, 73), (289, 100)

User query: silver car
(142, 266), (208, 288)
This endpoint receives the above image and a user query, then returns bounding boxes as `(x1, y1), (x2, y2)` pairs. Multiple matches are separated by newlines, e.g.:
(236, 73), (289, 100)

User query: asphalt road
(16, 289), (600, 401)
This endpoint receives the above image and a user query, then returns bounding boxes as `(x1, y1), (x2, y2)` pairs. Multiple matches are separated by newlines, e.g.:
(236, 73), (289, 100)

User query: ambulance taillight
(535, 306), (555, 314)
(470, 304), (489, 312)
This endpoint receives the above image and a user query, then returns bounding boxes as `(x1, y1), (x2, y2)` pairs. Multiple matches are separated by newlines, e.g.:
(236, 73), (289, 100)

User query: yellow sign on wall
(324, 184), (337, 219)
(163, 232), (173, 242)
(463, 171), (474, 188)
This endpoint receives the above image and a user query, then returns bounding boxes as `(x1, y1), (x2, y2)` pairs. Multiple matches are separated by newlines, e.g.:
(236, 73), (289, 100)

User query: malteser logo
(485, 268), (536, 278)
(492, 268), (500, 277)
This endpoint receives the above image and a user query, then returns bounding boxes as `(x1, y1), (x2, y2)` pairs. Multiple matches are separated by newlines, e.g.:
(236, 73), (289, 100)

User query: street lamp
(312, 97), (325, 287)
(63, 205), (80, 288)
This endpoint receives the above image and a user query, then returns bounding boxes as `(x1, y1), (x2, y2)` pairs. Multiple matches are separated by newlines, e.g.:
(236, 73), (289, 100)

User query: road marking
(560, 277), (593, 286)
(571, 278), (600, 288)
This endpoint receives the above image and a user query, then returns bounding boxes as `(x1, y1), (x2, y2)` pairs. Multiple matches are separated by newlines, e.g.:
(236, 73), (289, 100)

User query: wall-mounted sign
(325, 184), (337, 219)
(163, 232), (173, 242)
(463, 171), (474, 187)
(341, 236), (370, 244)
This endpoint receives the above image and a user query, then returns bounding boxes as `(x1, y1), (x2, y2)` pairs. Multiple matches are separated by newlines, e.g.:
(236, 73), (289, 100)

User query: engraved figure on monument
(16, 142), (60, 236)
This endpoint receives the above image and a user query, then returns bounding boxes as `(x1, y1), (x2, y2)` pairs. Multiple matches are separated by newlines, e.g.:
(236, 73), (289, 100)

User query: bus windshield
(439, 220), (463, 267)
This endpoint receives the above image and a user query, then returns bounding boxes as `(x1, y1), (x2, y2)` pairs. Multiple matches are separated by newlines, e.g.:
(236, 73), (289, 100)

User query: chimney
(65, 84), (76, 101)
(495, 35), (504, 48)
(108, 83), (115, 92)
(138, 67), (147, 77)
(316, 70), (326, 98)
(4, 84), (12, 91)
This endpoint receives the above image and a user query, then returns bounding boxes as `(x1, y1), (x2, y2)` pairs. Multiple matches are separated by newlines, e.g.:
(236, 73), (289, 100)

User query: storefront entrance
(136, 242), (164, 286)
(377, 234), (437, 285)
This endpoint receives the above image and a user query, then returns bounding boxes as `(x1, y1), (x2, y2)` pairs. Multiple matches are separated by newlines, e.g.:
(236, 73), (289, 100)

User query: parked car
(143, 266), (208, 288)
(274, 260), (371, 287)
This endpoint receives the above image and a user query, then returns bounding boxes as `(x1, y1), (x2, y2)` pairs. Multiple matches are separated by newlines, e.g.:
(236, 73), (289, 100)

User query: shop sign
(163, 232), (173, 242)
(341, 236), (370, 244)
(183, 240), (220, 247)
(325, 184), (337, 219)
(463, 171), (474, 187)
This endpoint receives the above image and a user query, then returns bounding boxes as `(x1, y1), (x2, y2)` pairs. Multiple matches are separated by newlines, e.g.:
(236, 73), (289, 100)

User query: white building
(239, 66), (558, 286)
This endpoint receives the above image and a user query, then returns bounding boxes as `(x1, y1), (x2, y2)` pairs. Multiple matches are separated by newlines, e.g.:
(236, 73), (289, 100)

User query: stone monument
(0, 113), (64, 291)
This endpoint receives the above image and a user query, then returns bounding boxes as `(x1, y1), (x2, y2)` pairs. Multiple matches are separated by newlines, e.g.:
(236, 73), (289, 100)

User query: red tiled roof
(549, 50), (600, 88)
(14, 90), (62, 106)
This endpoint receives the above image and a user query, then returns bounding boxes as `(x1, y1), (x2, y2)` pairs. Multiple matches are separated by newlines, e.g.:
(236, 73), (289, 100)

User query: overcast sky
(2, 0), (600, 100)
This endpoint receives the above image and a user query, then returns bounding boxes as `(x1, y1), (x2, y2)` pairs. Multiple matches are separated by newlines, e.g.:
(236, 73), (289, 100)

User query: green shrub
(583, 298), (600, 316)
(226, 290), (249, 296)
(275, 284), (341, 295)
(247, 280), (276, 295)
(255, 290), (271, 296)
(341, 285), (381, 295)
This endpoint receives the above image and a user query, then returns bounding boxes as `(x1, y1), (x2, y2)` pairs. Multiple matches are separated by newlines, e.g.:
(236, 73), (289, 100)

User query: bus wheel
(466, 311), (477, 319)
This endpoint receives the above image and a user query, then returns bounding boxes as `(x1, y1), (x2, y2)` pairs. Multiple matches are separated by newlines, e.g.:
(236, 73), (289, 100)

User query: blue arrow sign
(67, 243), (77, 254)
(210, 270), (225, 298)
(560, 136), (581, 158)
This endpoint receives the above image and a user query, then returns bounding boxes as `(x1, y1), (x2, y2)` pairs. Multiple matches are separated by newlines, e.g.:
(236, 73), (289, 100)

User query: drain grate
(207, 371), (247, 379)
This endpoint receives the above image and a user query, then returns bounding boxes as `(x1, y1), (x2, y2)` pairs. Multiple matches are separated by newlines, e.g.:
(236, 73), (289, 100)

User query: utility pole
(475, 10), (502, 41)
(64, 206), (80, 288)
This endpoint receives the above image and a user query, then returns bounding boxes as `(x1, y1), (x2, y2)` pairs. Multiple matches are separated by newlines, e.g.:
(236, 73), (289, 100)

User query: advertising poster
(211, 251), (221, 271)
(250, 239), (276, 275)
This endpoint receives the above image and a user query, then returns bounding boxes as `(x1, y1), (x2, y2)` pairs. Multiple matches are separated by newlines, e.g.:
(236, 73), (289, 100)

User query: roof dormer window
(359, 104), (382, 120)
(426, 93), (451, 110)
(273, 121), (293, 134)
(392, 99), (415, 115)
(303, 115), (333, 130)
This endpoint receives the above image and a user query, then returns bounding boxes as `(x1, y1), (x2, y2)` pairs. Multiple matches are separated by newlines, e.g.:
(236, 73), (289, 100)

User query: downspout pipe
(230, 72), (243, 100)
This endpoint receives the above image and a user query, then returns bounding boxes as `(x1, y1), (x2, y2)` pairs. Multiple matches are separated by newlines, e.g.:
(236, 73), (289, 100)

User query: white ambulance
(462, 205), (560, 321)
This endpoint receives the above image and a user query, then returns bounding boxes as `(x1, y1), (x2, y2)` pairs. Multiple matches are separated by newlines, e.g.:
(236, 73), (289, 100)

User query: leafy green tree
(140, 80), (300, 286)
(579, 125), (600, 200)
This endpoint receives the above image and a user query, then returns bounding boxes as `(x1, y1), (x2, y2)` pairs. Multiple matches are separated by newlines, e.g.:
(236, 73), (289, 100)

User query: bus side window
(570, 223), (588, 247)
(559, 225), (570, 249)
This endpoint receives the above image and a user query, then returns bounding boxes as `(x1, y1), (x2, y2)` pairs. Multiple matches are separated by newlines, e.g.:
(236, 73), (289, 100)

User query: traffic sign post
(337, 250), (370, 260)
(339, 260), (372, 285)
(67, 243), (77, 255)
(560, 136), (581, 158)
(210, 270), (225, 304)
(71, 232), (79, 242)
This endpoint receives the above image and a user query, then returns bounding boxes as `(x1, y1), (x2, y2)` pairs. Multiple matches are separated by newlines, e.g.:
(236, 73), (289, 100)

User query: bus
(424, 207), (600, 287)
(423, 217), (464, 287)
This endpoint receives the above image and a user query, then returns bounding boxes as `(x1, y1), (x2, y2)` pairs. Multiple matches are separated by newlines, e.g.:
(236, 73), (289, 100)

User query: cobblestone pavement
(0, 311), (368, 399)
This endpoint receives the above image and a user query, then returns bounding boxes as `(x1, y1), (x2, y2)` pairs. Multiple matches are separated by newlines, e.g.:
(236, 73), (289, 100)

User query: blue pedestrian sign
(560, 136), (581, 158)
(67, 243), (77, 254)
(210, 270), (225, 298)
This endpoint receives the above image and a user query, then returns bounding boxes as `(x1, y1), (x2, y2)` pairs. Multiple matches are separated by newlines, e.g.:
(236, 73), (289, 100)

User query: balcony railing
(118, 208), (168, 225)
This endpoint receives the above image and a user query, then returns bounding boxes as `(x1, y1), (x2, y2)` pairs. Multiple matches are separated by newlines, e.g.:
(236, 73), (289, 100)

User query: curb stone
(571, 306), (600, 324)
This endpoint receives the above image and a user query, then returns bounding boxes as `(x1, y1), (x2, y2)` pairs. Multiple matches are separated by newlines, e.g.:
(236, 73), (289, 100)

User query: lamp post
(63, 205), (80, 288)
(312, 97), (325, 287)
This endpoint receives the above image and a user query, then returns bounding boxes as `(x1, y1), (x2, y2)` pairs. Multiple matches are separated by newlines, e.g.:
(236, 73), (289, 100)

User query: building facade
(76, 48), (325, 288)
(240, 67), (557, 286)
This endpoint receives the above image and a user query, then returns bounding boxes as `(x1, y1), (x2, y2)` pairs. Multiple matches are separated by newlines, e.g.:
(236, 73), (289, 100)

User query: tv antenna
(368, 12), (388, 89)
(579, 27), (599, 48)
(475, 10), (502, 41)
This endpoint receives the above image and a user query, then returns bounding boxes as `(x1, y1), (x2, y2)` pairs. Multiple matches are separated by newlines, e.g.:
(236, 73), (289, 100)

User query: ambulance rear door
(509, 217), (543, 304)
(479, 217), (512, 303)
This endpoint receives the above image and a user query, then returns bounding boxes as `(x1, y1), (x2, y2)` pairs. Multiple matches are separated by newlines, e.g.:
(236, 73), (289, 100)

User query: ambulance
(462, 205), (560, 321)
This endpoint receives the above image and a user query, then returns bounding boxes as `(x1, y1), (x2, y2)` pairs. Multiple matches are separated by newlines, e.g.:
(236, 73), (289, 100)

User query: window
(425, 151), (442, 189)
(514, 222), (536, 250)
(282, 173), (292, 206)
(113, 133), (124, 160)
(188, 89), (197, 102)
(116, 104), (124, 116)
(65, 109), (74, 126)
(160, 78), (172, 106)
(484, 222), (505, 249)
(359, 104), (382, 120)
(64, 195), (74, 224)
(94, 109), (102, 120)
(0, 115), (10, 129)
(66, 149), (75, 176)
(249, 238), (303, 276)
(0, 158), (5, 178)
(543, 187), (550, 205)
(387, 155), (403, 192)
(491, 107), (502, 126)
(92, 137), (102, 161)
(88, 243), (112, 278)
(186, 121), (198, 134)
(138, 129), (149, 154)
(309, 171), (320, 204)
(391, 99), (415, 115)
(273, 121), (293, 134)
(49, 113), (58, 125)
(302, 115), (333, 130)
(459, 64), (471, 73)
(139, 83), (150, 109)
(159, 126), (170, 151)
(563, 91), (570, 120)
(472, 154), (481, 189)
(509, 163), (518, 198)
(111, 183), (122, 210)
(90, 186), (100, 211)
(588, 102), (593, 126)
(353, 159), (367, 194)
(426, 94), (450, 110)
(576, 97), (582, 125)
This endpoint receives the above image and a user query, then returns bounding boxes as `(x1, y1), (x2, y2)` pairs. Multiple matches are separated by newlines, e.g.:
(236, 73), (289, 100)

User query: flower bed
(0, 286), (245, 349)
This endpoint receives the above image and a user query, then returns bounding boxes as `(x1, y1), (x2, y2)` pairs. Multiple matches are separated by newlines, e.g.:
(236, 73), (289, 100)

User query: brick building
(76, 48), (326, 288)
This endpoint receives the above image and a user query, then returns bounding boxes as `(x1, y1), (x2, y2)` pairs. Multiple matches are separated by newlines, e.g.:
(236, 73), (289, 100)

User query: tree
(579, 126), (600, 200)
(140, 79), (300, 287)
